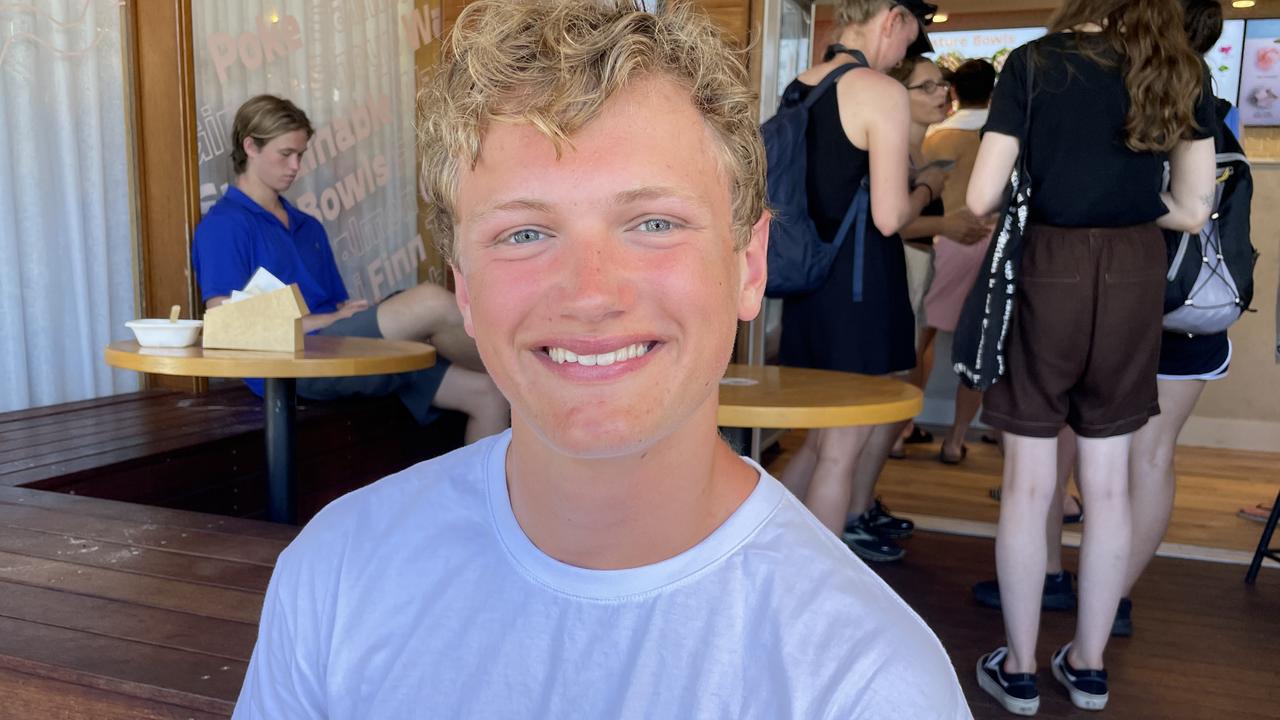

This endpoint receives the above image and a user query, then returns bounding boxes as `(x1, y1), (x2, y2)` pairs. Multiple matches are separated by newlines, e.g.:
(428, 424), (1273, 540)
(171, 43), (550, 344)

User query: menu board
(926, 22), (1243, 107)
(1208, 19), (1246, 105)
(1241, 19), (1280, 126)
(925, 27), (1047, 72)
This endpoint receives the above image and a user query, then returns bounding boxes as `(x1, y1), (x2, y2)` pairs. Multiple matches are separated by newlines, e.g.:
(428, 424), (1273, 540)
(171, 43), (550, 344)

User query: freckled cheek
(469, 268), (546, 335)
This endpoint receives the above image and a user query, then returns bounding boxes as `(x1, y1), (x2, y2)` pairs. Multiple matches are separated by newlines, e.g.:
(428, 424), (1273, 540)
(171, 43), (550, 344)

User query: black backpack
(761, 51), (870, 300)
(1163, 99), (1258, 336)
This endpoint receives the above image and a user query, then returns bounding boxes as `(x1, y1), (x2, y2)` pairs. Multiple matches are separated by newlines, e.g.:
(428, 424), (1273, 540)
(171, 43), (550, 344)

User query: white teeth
(547, 343), (651, 366)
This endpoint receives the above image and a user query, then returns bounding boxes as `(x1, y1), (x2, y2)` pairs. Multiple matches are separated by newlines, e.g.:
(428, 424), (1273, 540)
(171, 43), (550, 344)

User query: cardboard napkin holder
(202, 284), (310, 353)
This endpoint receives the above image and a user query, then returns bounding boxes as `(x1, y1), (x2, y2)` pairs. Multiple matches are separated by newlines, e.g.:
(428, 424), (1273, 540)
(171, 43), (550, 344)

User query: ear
(242, 136), (259, 159)
(450, 262), (477, 339)
(736, 211), (770, 322)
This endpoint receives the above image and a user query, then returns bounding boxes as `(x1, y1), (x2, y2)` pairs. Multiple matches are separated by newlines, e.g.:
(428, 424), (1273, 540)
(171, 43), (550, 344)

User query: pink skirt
(922, 234), (991, 332)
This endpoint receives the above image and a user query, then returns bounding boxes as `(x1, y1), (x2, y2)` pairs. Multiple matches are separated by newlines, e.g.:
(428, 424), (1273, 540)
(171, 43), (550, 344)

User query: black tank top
(777, 68), (917, 376)
(794, 79), (871, 244)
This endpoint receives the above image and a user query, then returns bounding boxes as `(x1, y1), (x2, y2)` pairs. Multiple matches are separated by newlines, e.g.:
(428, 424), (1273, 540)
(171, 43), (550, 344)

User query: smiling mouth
(543, 342), (658, 367)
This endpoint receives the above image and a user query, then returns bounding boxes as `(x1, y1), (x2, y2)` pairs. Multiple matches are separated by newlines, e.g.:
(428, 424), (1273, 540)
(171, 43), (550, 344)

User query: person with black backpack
(1121, 0), (1257, 636)
(771, 0), (947, 563)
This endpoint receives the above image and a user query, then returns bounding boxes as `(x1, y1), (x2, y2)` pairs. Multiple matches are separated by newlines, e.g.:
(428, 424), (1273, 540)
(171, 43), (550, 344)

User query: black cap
(895, 0), (937, 56)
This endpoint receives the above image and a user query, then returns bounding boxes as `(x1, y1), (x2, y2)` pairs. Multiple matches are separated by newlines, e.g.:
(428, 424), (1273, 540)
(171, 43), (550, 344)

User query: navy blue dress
(778, 75), (916, 376)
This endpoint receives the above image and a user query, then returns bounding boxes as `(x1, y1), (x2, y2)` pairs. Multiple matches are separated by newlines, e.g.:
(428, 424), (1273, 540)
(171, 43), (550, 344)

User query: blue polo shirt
(193, 187), (350, 396)
(192, 186), (348, 314)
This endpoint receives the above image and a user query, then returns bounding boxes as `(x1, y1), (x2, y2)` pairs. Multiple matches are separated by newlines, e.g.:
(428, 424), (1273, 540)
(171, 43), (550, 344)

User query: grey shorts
(298, 304), (451, 425)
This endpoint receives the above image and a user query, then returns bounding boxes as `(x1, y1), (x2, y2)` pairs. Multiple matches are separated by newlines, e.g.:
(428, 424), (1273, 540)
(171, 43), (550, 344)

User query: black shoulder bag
(952, 46), (1035, 391)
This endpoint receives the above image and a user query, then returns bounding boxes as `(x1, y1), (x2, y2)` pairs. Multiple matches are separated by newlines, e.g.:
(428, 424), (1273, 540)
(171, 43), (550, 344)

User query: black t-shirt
(984, 32), (1216, 227)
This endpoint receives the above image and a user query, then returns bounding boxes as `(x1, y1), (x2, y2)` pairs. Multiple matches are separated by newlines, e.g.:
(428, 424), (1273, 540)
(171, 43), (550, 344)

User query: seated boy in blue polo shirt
(192, 95), (508, 443)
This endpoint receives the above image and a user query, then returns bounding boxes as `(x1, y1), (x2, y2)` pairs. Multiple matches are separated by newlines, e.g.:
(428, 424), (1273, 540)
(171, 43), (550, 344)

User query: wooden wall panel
(696, 0), (752, 48)
(127, 0), (202, 393)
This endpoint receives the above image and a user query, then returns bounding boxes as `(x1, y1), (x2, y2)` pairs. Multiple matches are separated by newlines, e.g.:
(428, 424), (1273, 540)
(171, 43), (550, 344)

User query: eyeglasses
(907, 80), (951, 94)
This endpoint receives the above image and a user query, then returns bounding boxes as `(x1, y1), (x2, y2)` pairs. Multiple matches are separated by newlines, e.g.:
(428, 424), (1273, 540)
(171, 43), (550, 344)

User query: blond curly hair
(833, 0), (895, 27)
(416, 0), (765, 262)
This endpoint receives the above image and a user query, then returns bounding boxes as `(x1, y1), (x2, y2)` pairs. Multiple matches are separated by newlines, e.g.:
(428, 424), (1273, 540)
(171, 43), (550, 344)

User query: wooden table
(0, 485), (293, 718)
(105, 336), (434, 524)
(718, 365), (922, 458)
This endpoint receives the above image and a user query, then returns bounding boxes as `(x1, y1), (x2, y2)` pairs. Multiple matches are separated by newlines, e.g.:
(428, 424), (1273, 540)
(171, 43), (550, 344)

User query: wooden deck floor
(0, 486), (295, 718)
(767, 429), (1280, 555)
(769, 429), (1280, 717)
(876, 531), (1280, 719)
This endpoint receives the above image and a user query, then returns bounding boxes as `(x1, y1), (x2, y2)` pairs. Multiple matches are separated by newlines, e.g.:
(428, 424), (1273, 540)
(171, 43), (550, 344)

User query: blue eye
(637, 218), (675, 233)
(505, 228), (545, 245)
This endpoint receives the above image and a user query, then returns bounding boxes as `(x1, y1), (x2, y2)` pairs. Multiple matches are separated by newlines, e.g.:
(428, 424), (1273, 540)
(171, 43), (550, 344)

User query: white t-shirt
(234, 431), (972, 719)
(925, 107), (990, 138)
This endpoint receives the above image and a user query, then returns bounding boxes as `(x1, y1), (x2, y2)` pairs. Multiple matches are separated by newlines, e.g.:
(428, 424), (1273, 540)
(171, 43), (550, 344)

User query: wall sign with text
(192, 0), (441, 302)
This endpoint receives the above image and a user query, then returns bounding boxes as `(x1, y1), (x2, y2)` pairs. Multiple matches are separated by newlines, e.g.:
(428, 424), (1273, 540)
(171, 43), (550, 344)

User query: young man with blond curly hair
(232, 2), (970, 717)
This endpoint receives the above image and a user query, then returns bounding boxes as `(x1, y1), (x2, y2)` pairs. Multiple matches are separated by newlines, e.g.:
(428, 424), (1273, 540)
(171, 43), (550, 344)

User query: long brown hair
(1048, 0), (1204, 153)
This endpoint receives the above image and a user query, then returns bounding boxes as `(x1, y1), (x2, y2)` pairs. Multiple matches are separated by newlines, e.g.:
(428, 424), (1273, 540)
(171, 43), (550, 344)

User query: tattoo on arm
(1200, 193), (1214, 208)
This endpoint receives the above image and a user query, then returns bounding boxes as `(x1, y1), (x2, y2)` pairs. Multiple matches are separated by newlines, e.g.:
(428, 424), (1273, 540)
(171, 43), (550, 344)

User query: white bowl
(125, 319), (204, 348)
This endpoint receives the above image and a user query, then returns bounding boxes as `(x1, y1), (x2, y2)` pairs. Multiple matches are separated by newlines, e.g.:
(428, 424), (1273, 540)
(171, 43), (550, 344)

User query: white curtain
(0, 0), (139, 412)
(192, 0), (424, 303)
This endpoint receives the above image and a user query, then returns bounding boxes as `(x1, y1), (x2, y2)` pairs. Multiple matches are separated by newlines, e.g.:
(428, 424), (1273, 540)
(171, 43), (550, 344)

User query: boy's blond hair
(416, 0), (764, 262)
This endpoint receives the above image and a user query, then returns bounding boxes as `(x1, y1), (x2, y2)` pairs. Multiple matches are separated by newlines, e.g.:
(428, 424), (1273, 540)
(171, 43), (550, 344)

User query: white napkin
(226, 267), (287, 304)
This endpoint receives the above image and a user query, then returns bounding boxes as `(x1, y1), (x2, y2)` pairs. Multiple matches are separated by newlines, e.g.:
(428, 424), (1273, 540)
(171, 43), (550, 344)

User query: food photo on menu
(1242, 19), (1280, 126)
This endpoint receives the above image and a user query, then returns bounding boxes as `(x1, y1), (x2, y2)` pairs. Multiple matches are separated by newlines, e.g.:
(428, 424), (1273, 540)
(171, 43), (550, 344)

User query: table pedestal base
(264, 378), (297, 524)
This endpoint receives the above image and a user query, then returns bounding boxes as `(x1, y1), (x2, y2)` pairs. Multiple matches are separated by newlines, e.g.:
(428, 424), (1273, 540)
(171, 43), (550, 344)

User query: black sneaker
(860, 498), (914, 538)
(1111, 597), (1133, 637)
(841, 514), (905, 562)
(1051, 643), (1108, 711)
(972, 571), (1077, 611)
(977, 647), (1040, 716)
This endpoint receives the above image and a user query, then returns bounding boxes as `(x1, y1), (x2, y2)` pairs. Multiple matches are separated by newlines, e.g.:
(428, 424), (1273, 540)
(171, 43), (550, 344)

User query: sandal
(939, 444), (968, 465)
(1062, 494), (1084, 525)
(903, 426), (934, 444)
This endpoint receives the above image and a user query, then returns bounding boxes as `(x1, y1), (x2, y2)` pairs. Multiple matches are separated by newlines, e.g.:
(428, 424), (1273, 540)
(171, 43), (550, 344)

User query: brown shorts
(982, 224), (1165, 438)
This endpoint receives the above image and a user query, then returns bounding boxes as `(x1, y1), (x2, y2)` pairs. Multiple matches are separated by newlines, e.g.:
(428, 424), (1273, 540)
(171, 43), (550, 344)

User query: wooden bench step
(0, 385), (465, 523)
(0, 492), (295, 717)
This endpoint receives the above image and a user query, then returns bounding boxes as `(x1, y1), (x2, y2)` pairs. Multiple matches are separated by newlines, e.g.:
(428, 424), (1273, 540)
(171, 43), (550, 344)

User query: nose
(288, 155), (301, 172)
(555, 235), (631, 324)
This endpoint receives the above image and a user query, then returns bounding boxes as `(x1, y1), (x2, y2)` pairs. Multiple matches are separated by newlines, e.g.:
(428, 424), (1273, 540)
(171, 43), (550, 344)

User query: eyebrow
(612, 185), (707, 208)
(470, 198), (555, 224)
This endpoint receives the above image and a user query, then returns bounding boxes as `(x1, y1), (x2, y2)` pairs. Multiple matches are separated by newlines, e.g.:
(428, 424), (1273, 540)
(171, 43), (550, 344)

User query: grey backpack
(1162, 149), (1255, 336)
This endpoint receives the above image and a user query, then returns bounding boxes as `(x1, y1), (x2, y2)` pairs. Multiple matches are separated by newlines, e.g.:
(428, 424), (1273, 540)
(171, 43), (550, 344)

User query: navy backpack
(762, 51), (870, 300)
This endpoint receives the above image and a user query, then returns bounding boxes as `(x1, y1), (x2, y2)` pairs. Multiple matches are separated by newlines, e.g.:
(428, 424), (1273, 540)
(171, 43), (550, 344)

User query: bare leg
(906, 326), (938, 390)
(430, 366), (511, 444)
(1071, 433), (1134, 670)
(804, 426), (873, 533)
(780, 430), (821, 501)
(997, 432), (1059, 674)
(376, 283), (485, 371)
(848, 420), (908, 517)
(1124, 379), (1206, 593)
(941, 384), (983, 459)
(1047, 426), (1077, 575)
(895, 328), (938, 454)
